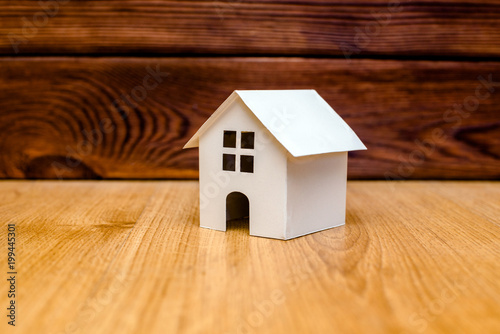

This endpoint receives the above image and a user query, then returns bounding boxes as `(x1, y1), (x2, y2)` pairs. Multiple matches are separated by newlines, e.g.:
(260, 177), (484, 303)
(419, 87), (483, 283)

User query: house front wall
(198, 97), (288, 239)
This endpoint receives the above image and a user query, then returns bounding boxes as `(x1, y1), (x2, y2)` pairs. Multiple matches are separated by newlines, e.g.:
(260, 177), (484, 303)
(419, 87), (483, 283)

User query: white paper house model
(184, 90), (366, 240)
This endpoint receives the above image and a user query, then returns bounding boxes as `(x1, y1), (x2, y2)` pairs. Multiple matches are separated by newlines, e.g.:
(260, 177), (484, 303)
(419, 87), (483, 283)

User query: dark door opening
(226, 192), (249, 231)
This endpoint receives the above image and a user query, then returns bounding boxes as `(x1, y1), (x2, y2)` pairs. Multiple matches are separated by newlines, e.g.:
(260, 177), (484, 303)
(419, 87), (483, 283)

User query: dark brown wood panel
(0, 57), (499, 179)
(2, 1), (500, 57)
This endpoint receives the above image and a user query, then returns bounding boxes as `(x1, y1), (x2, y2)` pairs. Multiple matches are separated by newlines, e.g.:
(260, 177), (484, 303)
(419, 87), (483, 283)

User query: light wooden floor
(0, 181), (499, 334)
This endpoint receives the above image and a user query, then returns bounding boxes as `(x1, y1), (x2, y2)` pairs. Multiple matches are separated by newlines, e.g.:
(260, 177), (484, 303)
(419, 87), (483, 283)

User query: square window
(241, 131), (255, 149)
(240, 155), (254, 173)
(223, 154), (236, 171)
(223, 130), (236, 148)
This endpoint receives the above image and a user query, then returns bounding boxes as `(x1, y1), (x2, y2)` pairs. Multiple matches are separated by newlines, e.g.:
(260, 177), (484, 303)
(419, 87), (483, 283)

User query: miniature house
(184, 90), (366, 240)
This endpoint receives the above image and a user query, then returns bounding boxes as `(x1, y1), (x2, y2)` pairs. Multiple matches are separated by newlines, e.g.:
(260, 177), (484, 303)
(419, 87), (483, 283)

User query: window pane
(223, 131), (236, 148)
(223, 154), (236, 171)
(240, 155), (254, 173)
(241, 131), (255, 149)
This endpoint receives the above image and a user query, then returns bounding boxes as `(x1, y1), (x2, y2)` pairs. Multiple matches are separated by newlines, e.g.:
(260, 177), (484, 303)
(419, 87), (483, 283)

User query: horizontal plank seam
(3, 54), (500, 62)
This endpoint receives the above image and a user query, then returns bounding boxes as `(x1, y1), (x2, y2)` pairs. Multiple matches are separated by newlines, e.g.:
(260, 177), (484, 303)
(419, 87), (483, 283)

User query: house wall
(199, 97), (288, 239)
(286, 152), (348, 239)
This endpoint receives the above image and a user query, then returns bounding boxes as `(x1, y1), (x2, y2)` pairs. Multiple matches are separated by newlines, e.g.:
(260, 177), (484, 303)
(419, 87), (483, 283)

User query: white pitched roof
(184, 90), (366, 157)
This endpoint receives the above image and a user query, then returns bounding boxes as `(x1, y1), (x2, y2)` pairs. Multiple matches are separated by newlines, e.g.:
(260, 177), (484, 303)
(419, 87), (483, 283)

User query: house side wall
(199, 98), (288, 239)
(286, 152), (347, 239)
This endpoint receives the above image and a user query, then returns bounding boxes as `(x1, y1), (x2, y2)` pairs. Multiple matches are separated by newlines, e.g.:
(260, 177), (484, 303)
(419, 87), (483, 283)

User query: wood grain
(1, 57), (499, 180)
(0, 180), (499, 334)
(1, 1), (500, 57)
(0, 180), (157, 333)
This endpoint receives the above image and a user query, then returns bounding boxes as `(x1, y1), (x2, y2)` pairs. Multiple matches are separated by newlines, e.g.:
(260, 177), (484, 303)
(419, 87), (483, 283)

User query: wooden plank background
(0, 1), (499, 179)
(2, 0), (500, 57)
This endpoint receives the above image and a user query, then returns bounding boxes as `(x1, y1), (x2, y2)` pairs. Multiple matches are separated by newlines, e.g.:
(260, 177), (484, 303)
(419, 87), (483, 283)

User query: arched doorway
(226, 192), (249, 230)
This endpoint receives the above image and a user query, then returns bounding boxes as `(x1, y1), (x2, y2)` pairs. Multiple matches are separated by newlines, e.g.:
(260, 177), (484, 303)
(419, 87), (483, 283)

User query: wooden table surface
(1, 181), (499, 334)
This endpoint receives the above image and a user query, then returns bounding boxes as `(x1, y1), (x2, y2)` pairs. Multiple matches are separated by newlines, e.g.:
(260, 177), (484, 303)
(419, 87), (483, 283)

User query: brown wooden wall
(1, 1), (499, 179)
